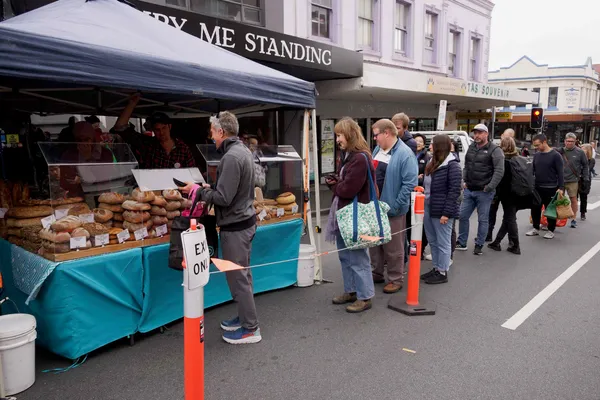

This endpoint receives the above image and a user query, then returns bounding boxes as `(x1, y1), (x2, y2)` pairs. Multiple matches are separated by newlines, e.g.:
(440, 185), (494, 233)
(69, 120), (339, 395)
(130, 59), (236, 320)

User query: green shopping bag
(543, 193), (558, 220)
(336, 153), (392, 250)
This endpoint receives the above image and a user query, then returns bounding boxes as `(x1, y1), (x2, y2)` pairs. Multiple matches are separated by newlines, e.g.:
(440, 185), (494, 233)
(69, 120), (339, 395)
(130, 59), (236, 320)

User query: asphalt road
(12, 182), (600, 400)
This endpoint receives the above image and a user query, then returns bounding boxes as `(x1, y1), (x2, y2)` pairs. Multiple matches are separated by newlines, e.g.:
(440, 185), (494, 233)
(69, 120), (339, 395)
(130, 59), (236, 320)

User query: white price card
(276, 208), (285, 217)
(70, 236), (87, 250)
(155, 224), (168, 237)
(0, 208), (7, 218)
(134, 227), (148, 241)
(54, 208), (69, 220)
(80, 213), (95, 223)
(117, 229), (130, 244)
(258, 209), (267, 221)
(181, 227), (211, 290)
(291, 204), (299, 214)
(41, 214), (56, 229)
(94, 233), (109, 247)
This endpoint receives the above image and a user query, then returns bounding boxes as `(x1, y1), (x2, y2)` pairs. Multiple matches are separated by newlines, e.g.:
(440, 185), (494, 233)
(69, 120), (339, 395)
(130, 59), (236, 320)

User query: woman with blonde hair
(579, 144), (595, 220)
(325, 117), (376, 313)
(488, 136), (523, 254)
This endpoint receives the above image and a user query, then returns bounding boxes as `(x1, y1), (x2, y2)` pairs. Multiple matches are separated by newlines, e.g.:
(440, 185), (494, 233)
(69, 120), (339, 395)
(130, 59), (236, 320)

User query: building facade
(489, 56), (600, 145)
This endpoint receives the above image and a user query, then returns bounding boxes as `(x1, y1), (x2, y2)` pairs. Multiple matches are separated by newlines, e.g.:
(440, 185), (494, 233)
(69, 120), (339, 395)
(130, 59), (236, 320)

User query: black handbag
(168, 194), (218, 271)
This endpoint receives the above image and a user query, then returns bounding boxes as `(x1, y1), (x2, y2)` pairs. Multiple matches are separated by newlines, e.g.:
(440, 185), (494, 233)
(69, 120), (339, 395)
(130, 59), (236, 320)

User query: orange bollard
(388, 187), (436, 316)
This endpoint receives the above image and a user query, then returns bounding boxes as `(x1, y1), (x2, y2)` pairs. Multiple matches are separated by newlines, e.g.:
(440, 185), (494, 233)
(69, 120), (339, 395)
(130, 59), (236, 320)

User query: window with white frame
(448, 29), (460, 76)
(394, 1), (410, 55)
(311, 0), (332, 39)
(358, 0), (376, 49)
(469, 36), (481, 81)
(165, 0), (264, 25)
(548, 87), (558, 107)
(424, 11), (437, 64)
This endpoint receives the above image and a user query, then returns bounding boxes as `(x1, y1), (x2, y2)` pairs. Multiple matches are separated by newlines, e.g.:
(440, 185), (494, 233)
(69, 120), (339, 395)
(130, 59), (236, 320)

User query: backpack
(509, 155), (534, 196)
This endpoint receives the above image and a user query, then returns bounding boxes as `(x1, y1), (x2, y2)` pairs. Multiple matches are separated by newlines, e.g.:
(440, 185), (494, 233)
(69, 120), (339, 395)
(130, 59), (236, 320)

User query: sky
(489, 0), (600, 71)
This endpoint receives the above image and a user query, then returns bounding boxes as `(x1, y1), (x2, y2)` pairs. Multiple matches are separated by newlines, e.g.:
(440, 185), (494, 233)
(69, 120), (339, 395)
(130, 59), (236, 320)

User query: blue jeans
(336, 233), (375, 301)
(458, 188), (495, 247)
(424, 203), (454, 272)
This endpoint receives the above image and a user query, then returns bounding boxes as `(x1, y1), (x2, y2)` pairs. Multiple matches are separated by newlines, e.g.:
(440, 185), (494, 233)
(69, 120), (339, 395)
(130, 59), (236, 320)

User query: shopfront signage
(437, 100), (447, 130)
(456, 112), (513, 120)
(130, 1), (362, 79)
(426, 76), (511, 100)
(565, 88), (580, 109)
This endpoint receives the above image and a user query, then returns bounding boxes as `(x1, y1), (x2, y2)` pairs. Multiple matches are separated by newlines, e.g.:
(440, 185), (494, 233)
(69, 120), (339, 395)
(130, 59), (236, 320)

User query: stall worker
(113, 94), (195, 169)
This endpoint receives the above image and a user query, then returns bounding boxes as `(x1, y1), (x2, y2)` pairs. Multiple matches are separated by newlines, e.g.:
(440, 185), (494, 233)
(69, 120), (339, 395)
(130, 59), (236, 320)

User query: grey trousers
(220, 225), (258, 331)
(370, 215), (406, 284)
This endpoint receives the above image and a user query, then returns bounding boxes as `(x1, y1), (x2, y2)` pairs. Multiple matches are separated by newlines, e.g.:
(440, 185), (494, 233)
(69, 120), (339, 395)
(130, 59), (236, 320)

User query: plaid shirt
(116, 127), (195, 169)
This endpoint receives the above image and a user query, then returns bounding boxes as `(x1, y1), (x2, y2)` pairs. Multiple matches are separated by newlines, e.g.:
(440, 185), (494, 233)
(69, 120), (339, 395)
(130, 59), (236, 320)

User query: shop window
(311, 0), (332, 39)
(394, 1), (411, 56)
(165, 0), (264, 25)
(423, 11), (438, 64)
(166, 0), (187, 7)
(358, 0), (377, 50)
(469, 35), (480, 81)
(448, 29), (460, 77)
(548, 87), (558, 107)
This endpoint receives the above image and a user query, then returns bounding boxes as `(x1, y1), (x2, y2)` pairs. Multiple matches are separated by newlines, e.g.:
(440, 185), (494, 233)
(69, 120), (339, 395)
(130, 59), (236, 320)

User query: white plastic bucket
(297, 244), (316, 287)
(0, 314), (37, 396)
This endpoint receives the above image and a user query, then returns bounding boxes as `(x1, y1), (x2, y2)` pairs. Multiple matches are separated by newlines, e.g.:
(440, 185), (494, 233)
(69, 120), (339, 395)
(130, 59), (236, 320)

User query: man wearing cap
(456, 124), (505, 255)
(113, 94), (195, 169)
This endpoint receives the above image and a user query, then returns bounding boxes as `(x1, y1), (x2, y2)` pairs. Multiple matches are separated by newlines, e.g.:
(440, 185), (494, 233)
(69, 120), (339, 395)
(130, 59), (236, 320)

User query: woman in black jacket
(579, 144), (595, 220)
(420, 135), (462, 284)
(414, 134), (431, 259)
(488, 137), (522, 254)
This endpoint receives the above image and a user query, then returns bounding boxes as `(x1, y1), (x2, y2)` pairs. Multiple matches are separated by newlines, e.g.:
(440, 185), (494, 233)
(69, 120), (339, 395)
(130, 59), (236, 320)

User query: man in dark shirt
(526, 134), (564, 239)
(113, 94), (195, 169)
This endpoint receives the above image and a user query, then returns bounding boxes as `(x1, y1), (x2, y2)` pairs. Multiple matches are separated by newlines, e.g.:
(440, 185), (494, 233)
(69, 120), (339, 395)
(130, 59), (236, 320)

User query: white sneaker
(541, 225), (549, 231)
(544, 231), (555, 239)
(425, 254), (433, 261)
(526, 229), (539, 236)
(449, 259), (454, 267)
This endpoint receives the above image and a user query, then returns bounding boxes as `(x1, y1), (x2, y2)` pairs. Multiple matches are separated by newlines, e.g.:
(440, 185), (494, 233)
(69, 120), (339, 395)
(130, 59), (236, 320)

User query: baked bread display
(123, 210), (151, 223)
(66, 204), (92, 216)
(163, 189), (183, 201)
(6, 217), (44, 228)
(98, 203), (124, 213)
(113, 221), (124, 229)
(51, 216), (82, 232)
(123, 220), (153, 233)
(151, 196), (168, 207)
(98, 192), (125, 205)
(39, 228), (71, 243)
(150, 206), (167, 216)
(102, 221), (113, 228)
(93, 208), (113, 223)
(276, 192), (296, 205)
(113, 212), (124, 221)
(55, 203), (87, 211)
(6, 206), (54, 219)
(122, 200), (152, 211)
(282, 202), (298, 212)
(151, 216), (168, 226)
(42, 239), (90, 253)
(166, 210), (180, 220)
(82, 223), (109, 236)
(71, 227), (91, 239)
(132, 188), (156, 203)
(165, 201), (181, 211)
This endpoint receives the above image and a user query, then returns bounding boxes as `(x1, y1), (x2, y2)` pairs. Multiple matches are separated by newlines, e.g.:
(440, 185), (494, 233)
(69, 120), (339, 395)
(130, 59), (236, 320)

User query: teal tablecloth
(0, 218), (303, 359)
(138, 218), (303, 332)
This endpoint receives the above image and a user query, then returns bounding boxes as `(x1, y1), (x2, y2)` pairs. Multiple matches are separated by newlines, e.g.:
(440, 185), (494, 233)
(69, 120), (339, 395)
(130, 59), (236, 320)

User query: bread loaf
(151, 216), (168, 226)
(82, 223), (109, 236)
(123, 220), (153, 233)
(132, 188), (156, 203)
(93, 208), (113, 223)
(67, 204), (92, 216)
(151, 196), (168, 207)
(282, 202), (298, 212)
(180, 199), (193, 209)
(71, 227), (91, 239)
(113, 221), (124, 229)
(55, 202), (87, 210)
(165, 201), (181, 211)
(276, 192), (296, 205)
(51, 216), (82, 232)
(123, 210), (151, 223)
(113, 212), (124, 221)
(7, 206), (53, 218)
(98, 192), (125, 205)
(39, 228), (71, 243)
(122, 200), (152, 211)
(166, 210), (180, 220)
(98, 203), (124, 213)
(102, 221), (113, 228)
(263, 199), (278, 206)
(163, 189), (183, 201)
(150, 206), (167, 216)
(6, 217), (43, 228)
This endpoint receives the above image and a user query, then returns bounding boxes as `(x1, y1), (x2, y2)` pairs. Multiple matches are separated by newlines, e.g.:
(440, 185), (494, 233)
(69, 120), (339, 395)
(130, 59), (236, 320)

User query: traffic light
(543, 118), (549, 132)
(530, 107), (543, 129)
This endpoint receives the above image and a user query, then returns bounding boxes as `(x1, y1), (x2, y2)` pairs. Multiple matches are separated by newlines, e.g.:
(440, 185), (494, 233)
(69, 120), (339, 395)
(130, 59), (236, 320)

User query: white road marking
(502, 241), (600, 330)
(588, 201), (600, 210)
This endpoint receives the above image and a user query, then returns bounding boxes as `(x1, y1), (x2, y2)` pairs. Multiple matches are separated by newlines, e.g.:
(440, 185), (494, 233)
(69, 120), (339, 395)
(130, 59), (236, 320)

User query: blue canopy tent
(0, 0), (316, 115)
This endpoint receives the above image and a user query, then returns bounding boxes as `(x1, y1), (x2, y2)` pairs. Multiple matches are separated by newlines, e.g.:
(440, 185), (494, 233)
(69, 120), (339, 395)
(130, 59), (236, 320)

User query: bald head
(73, 122), (96, 143)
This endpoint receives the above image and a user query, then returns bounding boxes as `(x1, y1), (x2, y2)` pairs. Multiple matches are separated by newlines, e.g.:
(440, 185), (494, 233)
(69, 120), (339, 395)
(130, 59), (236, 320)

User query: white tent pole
(311, 109), (324, 282)
(302, 110), (319, 284)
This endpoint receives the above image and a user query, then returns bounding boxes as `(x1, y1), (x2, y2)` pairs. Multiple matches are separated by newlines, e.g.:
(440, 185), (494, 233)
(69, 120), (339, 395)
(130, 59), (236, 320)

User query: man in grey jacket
(560, 132), (589, 228)
(456, 124), (504, 255)
(197, 111), (261, 344)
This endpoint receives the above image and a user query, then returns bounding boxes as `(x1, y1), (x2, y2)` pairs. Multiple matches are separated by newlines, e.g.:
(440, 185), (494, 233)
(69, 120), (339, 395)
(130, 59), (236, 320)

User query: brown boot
(332, 292), (357, 304)
(346, 299), (372, 313)
(383, 282), (403, 294)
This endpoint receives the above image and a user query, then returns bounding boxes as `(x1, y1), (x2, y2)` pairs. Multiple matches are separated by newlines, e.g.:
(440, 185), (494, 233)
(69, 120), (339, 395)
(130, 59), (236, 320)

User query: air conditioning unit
(595, 105), (600, 113)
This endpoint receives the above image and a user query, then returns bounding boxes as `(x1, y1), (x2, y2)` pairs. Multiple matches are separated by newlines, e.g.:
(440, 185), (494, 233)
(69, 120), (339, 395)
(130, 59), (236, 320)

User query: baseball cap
(472, 123), (488, 133)
(150, 112), (171, 125)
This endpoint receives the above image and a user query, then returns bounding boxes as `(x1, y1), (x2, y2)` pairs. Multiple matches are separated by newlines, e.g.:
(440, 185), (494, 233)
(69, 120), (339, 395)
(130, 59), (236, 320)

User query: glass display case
(197, 143), (304, 225)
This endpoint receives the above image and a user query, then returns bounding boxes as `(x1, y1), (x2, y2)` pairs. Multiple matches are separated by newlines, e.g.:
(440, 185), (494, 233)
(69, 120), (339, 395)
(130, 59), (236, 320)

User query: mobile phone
(173, 178), (187, 187)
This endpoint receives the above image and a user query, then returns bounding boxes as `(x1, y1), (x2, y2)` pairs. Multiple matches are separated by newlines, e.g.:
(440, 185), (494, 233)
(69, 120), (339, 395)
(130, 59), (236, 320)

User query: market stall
(0, 0), (322, 360)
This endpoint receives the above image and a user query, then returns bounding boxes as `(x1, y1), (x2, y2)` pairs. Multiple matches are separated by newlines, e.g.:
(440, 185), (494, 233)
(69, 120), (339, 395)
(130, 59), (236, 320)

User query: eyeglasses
(373, 131), (386, 138)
